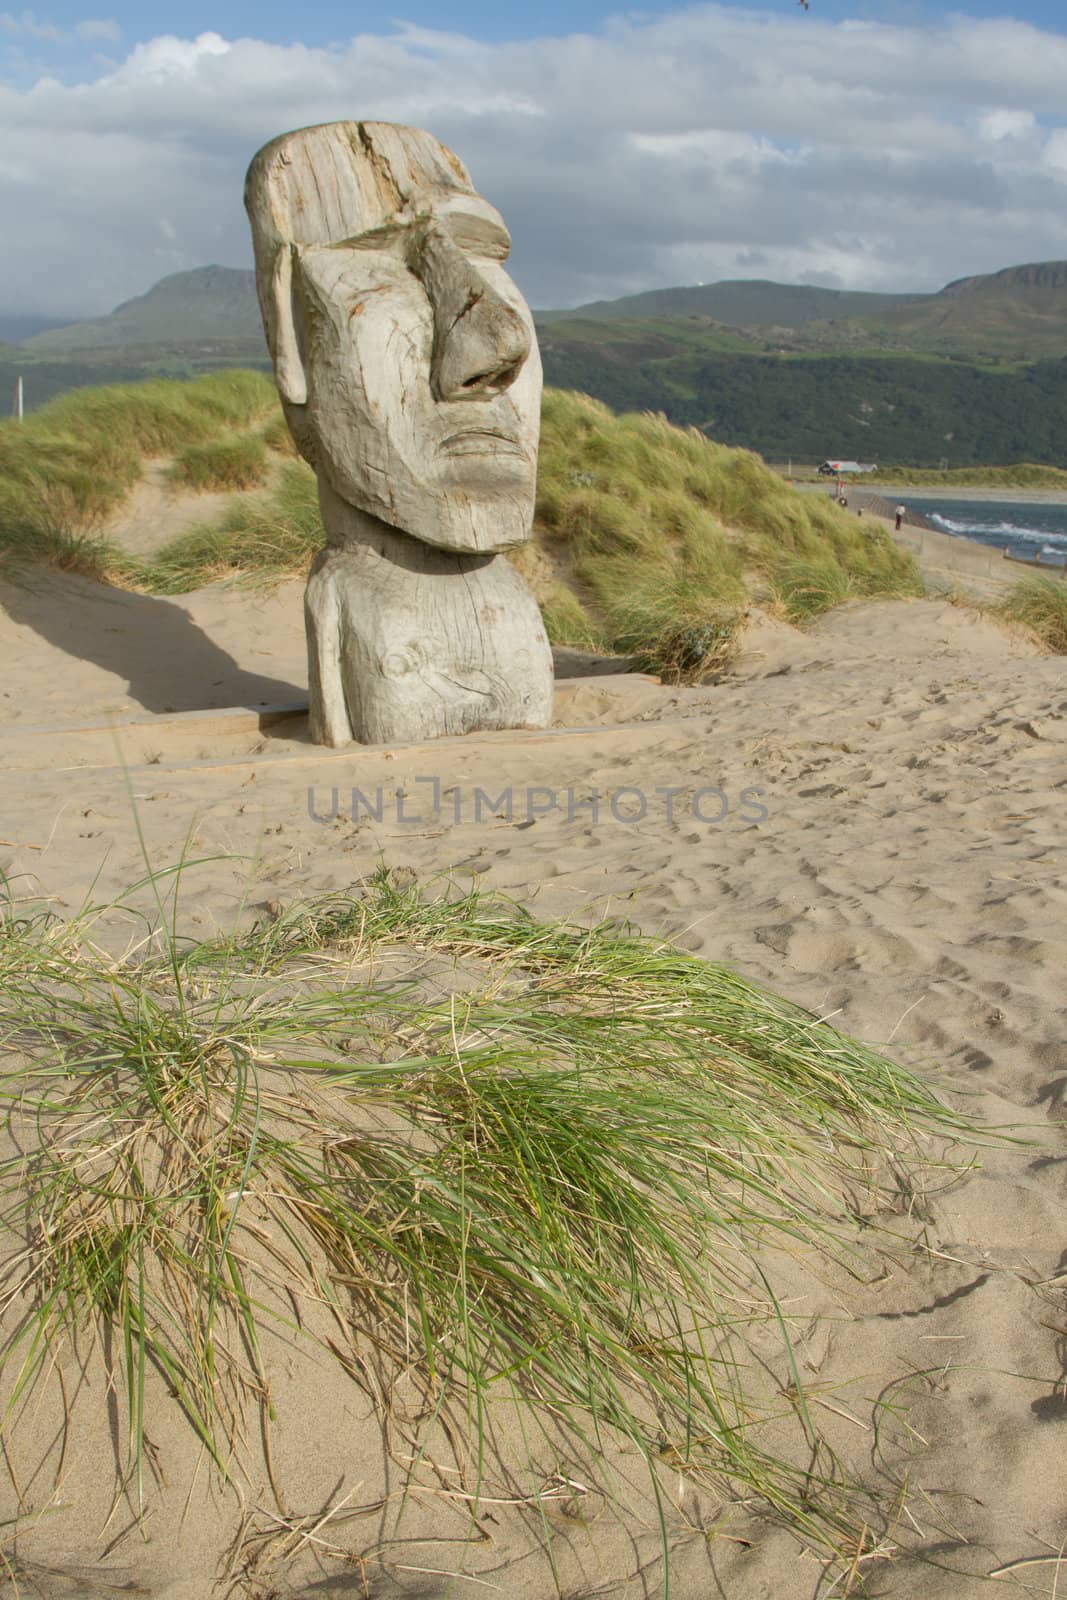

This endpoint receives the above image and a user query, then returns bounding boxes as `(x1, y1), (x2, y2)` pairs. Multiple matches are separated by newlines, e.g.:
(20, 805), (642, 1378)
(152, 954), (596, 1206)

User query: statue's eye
(333, 222), (409, 253)
(445, 216), (511, 262)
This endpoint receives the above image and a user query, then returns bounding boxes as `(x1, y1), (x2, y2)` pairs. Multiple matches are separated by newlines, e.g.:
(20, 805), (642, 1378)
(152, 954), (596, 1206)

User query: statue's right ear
(272, 245), (308, 406)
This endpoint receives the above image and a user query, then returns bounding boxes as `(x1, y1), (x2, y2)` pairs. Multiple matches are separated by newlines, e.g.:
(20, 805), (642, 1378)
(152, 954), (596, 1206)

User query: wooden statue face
(288, 190), (541, 555)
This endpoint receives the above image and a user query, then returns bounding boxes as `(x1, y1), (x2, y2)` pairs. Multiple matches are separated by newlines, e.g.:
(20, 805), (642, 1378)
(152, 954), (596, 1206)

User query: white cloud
(1, 9), (118, 45)
(1, 4), (1067, 318)
(978, 108), (1036, 142)
(75, 19), (121, 44)
(0, 9), (62, 42)
(112, 30), (230, 80)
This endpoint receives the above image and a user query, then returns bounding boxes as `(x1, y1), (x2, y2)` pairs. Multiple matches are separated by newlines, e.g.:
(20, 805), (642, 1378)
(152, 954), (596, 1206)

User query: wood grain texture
(307, 483), (552, 746)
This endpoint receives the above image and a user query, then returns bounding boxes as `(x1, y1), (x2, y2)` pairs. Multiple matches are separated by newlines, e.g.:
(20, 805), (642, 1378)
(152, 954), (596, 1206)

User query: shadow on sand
(1, 572), (304, 716)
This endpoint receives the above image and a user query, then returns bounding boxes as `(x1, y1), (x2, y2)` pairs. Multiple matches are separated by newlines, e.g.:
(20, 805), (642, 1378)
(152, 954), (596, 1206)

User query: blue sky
(3, 0), (1067, 317)
(20, 0), (1067, 48)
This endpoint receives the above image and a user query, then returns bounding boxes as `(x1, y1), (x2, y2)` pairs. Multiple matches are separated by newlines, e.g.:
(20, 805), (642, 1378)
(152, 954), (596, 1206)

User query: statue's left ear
(271, 244), (308, 406)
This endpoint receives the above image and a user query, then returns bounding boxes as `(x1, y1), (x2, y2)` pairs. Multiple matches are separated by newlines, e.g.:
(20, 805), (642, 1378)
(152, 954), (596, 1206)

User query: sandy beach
(794, 484), (1067, 505)
(1, 561), (1065, 1599)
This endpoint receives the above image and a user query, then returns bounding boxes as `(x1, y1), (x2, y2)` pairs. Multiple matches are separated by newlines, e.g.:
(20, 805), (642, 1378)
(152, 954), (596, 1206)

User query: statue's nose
(419, 227), (531, 402)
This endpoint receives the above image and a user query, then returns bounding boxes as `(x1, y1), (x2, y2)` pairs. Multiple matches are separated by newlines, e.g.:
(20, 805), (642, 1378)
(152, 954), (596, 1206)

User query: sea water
(904, 497), (1067, 569)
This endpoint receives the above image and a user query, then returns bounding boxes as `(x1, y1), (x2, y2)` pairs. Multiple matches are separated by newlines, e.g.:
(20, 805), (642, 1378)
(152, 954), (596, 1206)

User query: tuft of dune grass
(145, 460), (321, 592)
(538, 583), (603, 649)
(535, 391), (922, 648)
(999, 573), (1067, 652)
(0, 499), (143, 586)
(0, 867), (975, 1564)
(0, 371), (277, 577)
(769, 557), (858, 621)
(261, 410), (300, 457)
(168, 432), (269, 492)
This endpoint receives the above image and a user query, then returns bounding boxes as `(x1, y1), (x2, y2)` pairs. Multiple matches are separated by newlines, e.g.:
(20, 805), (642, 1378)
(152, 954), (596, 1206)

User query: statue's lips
(438, 428), (527, 459)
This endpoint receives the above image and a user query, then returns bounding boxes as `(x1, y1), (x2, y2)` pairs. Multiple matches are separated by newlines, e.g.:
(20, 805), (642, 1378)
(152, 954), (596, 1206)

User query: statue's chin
(399, 494), (534, 555)
(321, 458), (535, 555)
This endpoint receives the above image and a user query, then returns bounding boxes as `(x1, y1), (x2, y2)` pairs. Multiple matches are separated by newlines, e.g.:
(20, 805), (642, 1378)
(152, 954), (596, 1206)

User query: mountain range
(538, 260), (1067, 360)
(13, 258), (1067, 361)
(5, 260), (1067, 465)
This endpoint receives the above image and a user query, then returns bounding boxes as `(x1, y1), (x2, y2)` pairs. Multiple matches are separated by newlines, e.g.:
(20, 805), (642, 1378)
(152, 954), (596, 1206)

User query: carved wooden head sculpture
(245, 122), (541, 555)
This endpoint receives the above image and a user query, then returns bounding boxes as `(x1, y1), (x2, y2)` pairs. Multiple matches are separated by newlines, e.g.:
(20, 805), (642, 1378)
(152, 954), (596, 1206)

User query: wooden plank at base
(0, 676), (661, 745)
(46, 716), (689, 777)
(2, 677), (671, 776)
(0, 702), (309, 741)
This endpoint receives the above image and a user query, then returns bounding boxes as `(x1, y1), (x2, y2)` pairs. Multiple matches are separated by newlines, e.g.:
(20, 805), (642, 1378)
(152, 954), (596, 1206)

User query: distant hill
(540, 260), (1067, 360)
(24, 267), (264, 353)
(15, 256), (1067, 363)
(871, 261), (1067, 355)
(545, 280), (923, 328)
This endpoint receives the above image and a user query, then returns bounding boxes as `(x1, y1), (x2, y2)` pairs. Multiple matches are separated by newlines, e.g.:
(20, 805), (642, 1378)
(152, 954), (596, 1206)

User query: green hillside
(537, 314), (762, 358)
(541, 260), (1067, 359)
(536, 345), (1067, 467)
(869, 261), (1067, 358)
(532, 261), (1067, 463)
(17, 257), (1067, 364)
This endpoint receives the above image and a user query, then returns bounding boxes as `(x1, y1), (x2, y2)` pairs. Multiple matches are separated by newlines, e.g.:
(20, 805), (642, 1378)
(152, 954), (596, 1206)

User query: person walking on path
(895, 504), (906, 531)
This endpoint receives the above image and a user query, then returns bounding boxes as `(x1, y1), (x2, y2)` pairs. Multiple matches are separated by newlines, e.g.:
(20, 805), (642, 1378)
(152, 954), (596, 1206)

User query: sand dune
(2, 575), (1066, 1597)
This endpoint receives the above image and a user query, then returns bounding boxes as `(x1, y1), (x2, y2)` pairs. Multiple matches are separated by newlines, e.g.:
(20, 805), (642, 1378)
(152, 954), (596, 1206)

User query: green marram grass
(0, 372), (923, 675)
(0, 520), (140, 586)
(537, 582), (602, 650)
(0, 869), (972, 1573)
(168, 431), (269, 492)
(261, 409), (300, 457)
(769, 557), (858, 622)
(145, 461), (321, 592)
(0, 370), (276, 569)
(535, 391), (921, 652)
(999, 573), (1067, 652)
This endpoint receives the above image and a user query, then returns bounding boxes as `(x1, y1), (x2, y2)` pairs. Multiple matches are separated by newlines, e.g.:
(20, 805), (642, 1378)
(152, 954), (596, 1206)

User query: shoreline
(795, 481), (1067, 505)
(869, 484), (1067, 504)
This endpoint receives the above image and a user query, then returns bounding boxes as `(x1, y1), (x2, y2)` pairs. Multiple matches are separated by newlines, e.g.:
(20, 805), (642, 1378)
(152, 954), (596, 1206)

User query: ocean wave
(929, 513), (1060, 542)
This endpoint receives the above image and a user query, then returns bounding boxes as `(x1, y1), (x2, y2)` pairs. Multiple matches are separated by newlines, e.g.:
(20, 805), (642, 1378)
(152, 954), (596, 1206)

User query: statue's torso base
(305, 488), (554, 747)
